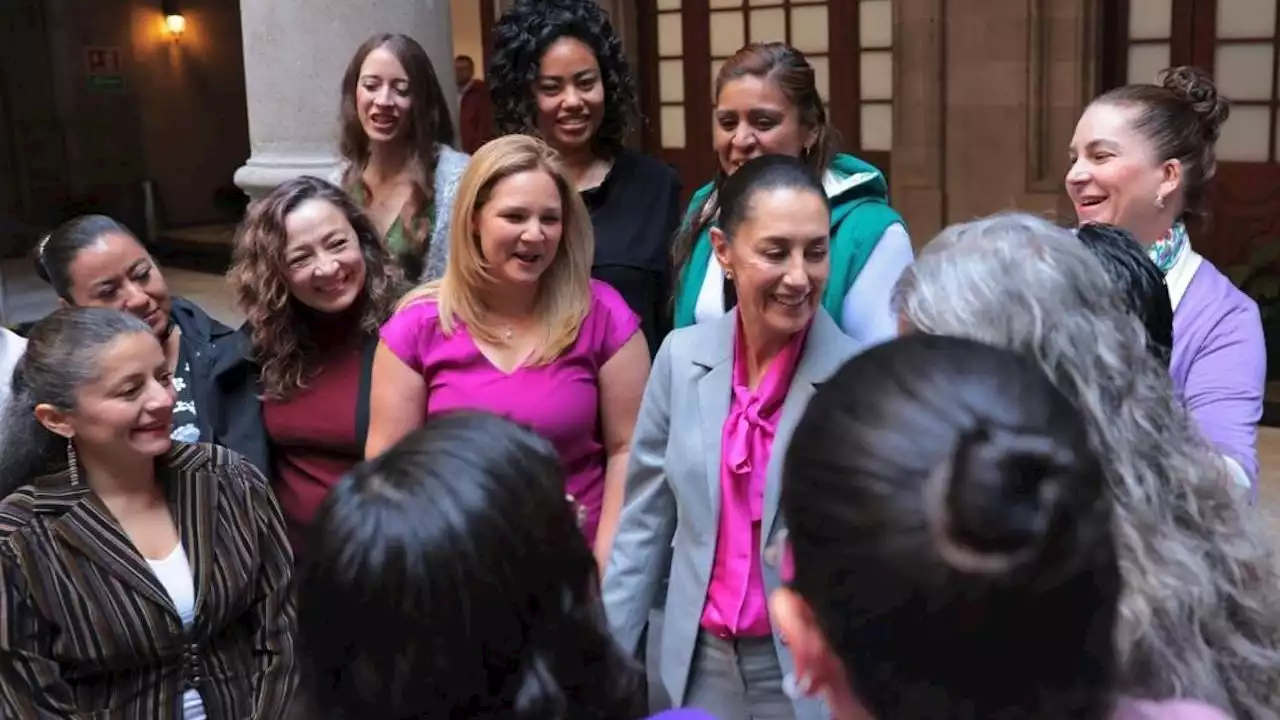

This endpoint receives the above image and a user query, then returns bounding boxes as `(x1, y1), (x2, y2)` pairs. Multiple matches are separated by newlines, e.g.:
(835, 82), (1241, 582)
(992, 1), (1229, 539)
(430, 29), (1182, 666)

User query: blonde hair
(398, 135), (594, 365)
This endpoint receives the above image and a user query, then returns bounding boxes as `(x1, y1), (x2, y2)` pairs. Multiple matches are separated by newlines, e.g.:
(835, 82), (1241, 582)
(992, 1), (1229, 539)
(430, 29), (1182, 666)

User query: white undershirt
(147, 543), (207, 720)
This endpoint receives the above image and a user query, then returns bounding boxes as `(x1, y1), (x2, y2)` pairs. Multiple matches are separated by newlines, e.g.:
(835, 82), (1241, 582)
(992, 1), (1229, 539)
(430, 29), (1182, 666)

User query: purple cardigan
(1169, 258), (1265, 487)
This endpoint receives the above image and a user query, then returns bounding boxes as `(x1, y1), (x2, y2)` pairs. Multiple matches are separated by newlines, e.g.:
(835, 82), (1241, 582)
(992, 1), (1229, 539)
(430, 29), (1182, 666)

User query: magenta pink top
(700, 319), (809, 638)
(379, 280), (640, 543)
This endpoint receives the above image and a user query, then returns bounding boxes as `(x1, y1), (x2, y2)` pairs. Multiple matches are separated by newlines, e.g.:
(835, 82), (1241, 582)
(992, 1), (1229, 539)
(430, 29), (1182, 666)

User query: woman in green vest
(671, 42), (912, 352)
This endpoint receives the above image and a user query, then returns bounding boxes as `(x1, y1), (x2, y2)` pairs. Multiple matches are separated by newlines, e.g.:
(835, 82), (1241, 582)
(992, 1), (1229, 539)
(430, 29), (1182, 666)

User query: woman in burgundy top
(230, 176), (404, 558)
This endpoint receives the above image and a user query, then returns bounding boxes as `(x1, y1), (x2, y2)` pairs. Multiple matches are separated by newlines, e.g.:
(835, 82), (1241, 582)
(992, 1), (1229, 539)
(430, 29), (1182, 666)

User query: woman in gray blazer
(602, 155), (859, 720)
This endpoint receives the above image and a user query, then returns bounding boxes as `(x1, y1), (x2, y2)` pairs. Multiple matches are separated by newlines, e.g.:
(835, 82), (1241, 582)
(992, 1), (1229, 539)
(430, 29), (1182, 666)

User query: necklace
(502, 325), (515, 342)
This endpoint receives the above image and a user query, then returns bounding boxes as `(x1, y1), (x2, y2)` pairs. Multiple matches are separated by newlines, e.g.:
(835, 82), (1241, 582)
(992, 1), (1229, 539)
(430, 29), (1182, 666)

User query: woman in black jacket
(32, 214), (270, 474)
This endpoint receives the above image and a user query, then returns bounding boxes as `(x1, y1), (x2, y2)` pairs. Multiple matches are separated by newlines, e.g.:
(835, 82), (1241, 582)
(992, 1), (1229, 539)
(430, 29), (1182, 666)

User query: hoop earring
(66, 440), (79, 486)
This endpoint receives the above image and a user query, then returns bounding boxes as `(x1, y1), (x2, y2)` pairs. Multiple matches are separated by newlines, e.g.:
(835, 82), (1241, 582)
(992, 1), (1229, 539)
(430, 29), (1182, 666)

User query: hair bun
(928, 423), (1072, 575)
(1160, 66), (1230, 141)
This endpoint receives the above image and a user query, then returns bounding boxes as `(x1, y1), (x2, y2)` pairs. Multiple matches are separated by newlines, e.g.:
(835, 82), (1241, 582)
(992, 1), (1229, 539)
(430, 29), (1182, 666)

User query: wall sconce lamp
(162, 0), (186, 39)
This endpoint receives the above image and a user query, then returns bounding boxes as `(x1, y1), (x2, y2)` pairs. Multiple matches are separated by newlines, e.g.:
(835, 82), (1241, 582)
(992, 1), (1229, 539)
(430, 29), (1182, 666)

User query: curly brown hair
(340, 33), (455, 280)
(230, 176), (404, 400)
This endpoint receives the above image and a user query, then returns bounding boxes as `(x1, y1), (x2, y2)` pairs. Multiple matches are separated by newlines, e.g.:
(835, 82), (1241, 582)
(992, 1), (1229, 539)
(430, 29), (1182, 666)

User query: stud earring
(66, 439), (79, 487)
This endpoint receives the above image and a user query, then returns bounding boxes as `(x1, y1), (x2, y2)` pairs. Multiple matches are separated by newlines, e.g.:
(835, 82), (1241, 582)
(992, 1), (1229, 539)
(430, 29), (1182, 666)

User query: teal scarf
(1148, 221), (1188, 275)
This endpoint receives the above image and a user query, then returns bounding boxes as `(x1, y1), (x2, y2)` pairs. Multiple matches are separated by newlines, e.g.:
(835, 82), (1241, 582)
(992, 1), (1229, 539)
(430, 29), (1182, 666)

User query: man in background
(455, 55), (494, 154)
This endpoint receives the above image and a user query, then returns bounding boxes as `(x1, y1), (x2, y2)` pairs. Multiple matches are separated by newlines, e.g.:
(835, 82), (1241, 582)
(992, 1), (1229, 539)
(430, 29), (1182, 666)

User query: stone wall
(893, 0), (1096, 244)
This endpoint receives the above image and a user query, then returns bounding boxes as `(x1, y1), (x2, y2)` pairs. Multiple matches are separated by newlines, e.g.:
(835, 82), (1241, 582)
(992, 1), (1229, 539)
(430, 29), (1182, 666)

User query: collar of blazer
(683, 307), (857, 542)
(686, 306), (852, 386)
(20, 442), (222, 618)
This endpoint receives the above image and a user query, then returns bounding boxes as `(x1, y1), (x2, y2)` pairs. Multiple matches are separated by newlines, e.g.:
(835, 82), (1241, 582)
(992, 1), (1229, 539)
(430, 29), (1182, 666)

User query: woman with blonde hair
(365, 134), (650, 568)
(893, 211), (1280, 719)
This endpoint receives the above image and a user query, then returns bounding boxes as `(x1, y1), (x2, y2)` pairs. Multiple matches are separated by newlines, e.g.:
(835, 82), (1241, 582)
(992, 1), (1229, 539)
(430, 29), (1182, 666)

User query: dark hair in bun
(34, 214), (140, 301)
(782, 333), (1118, 720)
(718, 154), (829, 238)
(1094, 66), (1230, 223)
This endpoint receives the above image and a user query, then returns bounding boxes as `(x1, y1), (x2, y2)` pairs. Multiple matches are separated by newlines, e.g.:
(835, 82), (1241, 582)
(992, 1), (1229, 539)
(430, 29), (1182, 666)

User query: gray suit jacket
(602, 308), (857, 718)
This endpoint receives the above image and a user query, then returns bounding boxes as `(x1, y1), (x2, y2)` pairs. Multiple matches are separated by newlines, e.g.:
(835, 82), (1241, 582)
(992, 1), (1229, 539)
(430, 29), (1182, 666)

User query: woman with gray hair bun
(893, 211), (1280, 720)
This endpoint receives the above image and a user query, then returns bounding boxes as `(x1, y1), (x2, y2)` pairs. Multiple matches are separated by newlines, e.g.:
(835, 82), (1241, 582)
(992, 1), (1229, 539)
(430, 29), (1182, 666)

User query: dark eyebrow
(759, 234), (828, 246)
(109, 370), (148, 392)
(1073, 138), (1120, 154)
(538, 68), (598, 82)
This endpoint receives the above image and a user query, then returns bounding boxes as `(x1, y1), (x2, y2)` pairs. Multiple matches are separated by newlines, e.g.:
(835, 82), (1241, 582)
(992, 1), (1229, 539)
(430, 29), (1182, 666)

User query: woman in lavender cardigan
(1066, 66), (1263, 491)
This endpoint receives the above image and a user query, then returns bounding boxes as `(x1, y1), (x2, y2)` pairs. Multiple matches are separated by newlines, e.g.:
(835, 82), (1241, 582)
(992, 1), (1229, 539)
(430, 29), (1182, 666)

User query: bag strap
(355, 334), (380, 452)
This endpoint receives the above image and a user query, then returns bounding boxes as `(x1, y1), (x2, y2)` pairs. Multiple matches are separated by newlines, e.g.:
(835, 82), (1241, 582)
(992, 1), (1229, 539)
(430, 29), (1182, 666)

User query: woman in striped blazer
(0, 307), (296, 719)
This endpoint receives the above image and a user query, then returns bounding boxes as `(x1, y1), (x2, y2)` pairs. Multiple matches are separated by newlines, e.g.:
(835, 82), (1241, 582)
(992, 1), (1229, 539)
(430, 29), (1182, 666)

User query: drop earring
(724, 269), (734, 280)
(1155, 194), (1166, 210)
(66, 439), (79, 487)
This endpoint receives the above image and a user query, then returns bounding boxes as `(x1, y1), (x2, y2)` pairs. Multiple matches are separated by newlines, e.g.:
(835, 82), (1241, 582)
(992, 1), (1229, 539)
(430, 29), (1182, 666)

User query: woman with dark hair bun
(605, 154), (858, 720)
(296, 410), (650, 719)
(335, 33), (469, 282)
(1067, 66), (1262, 492)
(772, 333), (1230, 720)
(31, 214), (268, 473)
(488, 0), (683, 355)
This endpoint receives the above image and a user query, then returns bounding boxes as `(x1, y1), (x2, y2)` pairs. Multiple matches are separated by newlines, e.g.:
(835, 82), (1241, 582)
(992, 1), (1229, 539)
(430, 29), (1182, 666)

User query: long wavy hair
(670, 42), (836, 283)
(229, 176), (404, 400)
(339, 33), (456, 279)
(398, 135), (593, 366)
(487, 0), (637, 156)
(297, 411), (643, 719)
(893, 212), (1280, 719)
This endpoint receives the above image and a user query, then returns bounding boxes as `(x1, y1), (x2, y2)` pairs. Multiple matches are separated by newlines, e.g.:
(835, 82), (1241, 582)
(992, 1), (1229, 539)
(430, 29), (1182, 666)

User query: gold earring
(66, 440), (79, 486)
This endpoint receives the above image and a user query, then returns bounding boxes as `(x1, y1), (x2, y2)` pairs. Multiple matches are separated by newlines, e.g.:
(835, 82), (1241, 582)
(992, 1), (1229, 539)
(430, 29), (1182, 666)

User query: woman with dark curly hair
(334, 33), (469, 282)
(489, 0), (682, 355)
(229, 176), (404, 559)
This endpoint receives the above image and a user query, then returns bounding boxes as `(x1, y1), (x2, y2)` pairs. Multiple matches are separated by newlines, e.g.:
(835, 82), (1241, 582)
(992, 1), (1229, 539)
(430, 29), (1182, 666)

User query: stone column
(234, 0), (458, 200)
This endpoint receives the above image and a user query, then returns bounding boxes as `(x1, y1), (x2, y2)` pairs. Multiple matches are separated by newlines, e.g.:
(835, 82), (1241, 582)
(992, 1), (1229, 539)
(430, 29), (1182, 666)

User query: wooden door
(1101, 0), (1280, 266)
(0, 0), (68, 253)
(638, 0), (896, 202)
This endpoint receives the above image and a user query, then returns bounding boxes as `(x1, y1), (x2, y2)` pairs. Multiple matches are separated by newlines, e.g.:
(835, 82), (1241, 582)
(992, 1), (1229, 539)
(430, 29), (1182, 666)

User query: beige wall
(451, 0), (485, 77)
(892, 0), (1094, 244)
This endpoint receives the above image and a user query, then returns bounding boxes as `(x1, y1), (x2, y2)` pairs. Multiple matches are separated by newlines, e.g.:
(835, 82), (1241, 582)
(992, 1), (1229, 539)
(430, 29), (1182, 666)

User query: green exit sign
(87, 74), (125, 92)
